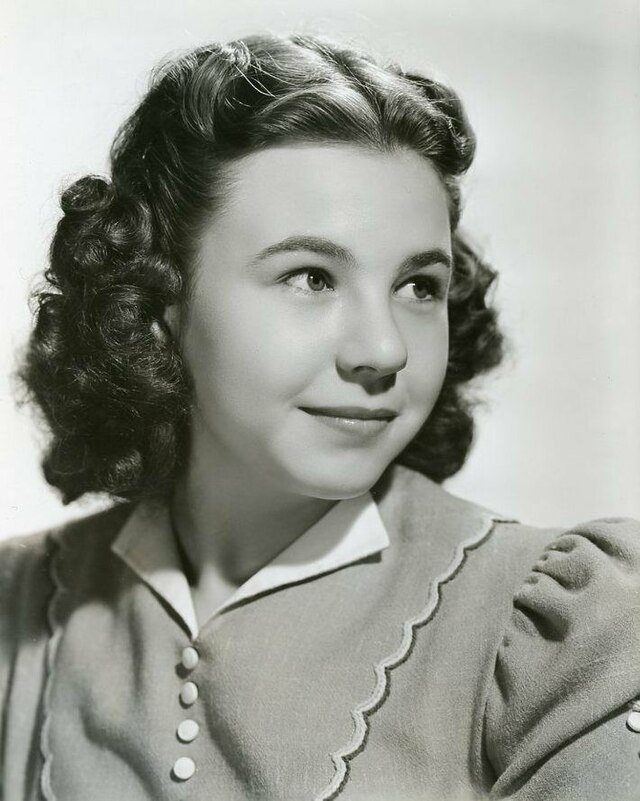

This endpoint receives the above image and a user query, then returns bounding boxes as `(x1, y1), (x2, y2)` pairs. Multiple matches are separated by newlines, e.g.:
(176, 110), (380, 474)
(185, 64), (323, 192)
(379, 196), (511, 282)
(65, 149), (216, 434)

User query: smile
(299, 406), (397, 436)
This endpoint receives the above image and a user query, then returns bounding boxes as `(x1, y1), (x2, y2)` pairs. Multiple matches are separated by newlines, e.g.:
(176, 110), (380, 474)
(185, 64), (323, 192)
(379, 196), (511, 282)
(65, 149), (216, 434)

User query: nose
(336, 296), (408, 385)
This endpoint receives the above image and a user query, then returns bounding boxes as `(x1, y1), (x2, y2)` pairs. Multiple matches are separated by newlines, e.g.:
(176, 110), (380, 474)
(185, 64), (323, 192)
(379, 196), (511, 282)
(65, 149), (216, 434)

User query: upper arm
(484, 517), (640, 799)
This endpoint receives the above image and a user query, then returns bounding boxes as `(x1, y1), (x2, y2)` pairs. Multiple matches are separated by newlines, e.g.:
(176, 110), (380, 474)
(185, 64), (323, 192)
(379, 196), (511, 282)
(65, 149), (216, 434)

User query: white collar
(111, 493), (390, 638)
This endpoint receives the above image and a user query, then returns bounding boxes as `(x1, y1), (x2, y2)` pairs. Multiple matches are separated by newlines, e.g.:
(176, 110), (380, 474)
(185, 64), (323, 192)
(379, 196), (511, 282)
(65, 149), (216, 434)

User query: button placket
(173, 643), (201, 784)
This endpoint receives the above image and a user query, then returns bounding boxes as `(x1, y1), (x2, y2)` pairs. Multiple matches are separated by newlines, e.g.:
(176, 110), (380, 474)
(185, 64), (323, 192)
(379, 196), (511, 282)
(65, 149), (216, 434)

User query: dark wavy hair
(20, 32), (504, 504)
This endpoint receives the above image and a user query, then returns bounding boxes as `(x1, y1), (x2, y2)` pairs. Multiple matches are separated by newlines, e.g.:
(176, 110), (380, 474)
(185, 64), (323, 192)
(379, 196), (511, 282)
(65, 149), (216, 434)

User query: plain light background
(2, 0), (639, 539)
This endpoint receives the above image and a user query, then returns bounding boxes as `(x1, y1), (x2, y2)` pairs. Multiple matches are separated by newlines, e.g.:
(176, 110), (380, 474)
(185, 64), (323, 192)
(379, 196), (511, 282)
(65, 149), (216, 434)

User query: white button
(627, 711), (640, 732)
(180, 681), (199, 706)
(177, 719), (200, 743)
(173, 756), (196, 781)
(181, 646), (199, 671)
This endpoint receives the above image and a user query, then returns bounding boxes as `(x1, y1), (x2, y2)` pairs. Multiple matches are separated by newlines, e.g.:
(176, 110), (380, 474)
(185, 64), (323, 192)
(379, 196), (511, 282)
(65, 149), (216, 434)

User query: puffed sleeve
(485, 518), (640, 800)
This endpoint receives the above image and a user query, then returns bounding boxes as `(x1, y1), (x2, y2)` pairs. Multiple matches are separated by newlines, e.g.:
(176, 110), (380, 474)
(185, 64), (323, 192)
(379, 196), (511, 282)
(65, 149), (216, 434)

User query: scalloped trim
(314, 517), (500, 801)
(39, 530), (66, 801)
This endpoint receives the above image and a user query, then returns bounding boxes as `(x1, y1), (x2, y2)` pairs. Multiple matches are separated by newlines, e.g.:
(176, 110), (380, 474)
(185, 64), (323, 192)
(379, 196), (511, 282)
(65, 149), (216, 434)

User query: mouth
(299, 406), (398, 421)
(298, 406), (398, 437)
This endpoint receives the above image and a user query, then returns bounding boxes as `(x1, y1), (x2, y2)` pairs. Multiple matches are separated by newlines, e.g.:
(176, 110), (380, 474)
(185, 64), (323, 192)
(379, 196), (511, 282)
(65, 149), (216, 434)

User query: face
(175, 144), (452, 500)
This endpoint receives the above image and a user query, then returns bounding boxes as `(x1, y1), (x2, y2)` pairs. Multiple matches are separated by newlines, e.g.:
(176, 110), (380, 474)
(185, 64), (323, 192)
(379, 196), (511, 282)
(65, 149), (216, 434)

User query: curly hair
(21, 32), (504, 504)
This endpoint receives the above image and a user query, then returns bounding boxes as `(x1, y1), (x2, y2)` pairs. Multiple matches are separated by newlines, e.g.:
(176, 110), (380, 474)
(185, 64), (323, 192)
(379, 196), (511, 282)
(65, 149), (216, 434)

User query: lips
(299, 406), (398, 421)
(299, 406), (397, 438)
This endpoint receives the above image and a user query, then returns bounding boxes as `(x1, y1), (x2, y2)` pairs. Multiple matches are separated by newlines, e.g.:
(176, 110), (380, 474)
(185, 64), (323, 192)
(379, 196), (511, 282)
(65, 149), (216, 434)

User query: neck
(170, 444), (337, 591)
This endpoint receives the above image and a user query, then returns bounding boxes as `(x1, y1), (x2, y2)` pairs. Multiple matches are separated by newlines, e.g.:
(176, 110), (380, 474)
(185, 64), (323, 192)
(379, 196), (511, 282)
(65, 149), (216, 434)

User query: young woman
(1, 32), (638, 801)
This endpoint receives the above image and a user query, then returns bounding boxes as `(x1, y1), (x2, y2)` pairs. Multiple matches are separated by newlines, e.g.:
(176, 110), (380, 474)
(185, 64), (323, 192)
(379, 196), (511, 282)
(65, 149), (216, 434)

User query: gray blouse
(1, 464), (639, 800)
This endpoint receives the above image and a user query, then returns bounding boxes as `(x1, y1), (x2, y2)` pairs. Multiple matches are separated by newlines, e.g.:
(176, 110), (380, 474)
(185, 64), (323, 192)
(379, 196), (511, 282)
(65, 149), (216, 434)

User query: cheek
(405, 316), (449, 404)
(182, 292), (328, 402)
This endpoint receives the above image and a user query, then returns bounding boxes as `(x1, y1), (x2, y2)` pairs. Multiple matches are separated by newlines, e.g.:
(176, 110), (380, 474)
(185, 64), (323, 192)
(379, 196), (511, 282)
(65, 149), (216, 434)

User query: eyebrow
(249, 235), (452, 276)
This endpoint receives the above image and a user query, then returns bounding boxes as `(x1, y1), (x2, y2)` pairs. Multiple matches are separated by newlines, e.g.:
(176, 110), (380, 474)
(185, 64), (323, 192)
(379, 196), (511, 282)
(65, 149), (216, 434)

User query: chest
(37, 542), (505, 801)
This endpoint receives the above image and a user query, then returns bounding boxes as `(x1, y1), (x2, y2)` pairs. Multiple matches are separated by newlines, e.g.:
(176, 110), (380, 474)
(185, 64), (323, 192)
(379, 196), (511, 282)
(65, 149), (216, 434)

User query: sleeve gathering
(484, 517), (640, 799)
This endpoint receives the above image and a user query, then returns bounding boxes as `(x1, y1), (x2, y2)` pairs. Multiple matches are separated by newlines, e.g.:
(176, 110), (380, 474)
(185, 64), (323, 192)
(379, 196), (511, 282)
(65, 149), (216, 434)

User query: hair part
(20, 32), (504, 503)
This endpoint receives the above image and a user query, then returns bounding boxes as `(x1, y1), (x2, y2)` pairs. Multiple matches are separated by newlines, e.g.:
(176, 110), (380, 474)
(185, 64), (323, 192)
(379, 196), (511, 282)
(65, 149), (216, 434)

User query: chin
(286, 456), (393, 501)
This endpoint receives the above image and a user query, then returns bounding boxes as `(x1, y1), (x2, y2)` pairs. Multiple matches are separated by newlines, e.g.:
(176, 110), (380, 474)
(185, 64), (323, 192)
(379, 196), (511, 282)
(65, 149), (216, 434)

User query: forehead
(204, 144), (451, 256)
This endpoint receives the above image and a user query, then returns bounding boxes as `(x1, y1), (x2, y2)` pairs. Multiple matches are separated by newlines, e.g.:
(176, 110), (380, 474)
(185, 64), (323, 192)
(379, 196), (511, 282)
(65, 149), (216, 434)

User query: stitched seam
(39, 530), (66, 801)
(314, 516), (503, 801)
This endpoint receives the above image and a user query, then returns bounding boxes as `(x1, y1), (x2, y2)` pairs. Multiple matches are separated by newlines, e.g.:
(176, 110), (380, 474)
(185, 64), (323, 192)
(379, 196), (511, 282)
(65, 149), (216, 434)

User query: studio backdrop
(2, 0), (639, 538)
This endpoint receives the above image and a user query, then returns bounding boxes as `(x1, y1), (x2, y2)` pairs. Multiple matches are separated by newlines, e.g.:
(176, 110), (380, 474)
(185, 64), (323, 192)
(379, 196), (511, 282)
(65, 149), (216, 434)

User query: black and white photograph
(1, 1), (639, 799)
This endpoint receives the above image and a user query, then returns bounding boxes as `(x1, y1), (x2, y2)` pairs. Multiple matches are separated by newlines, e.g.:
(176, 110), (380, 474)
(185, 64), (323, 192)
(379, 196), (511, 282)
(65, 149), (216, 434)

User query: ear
(151, 304), (180, 343)
(163, 304), (181, 338)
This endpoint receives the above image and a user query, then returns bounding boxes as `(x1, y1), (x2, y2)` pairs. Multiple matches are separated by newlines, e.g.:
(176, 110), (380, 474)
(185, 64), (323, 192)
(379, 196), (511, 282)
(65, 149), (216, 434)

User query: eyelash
(281, 268), (446, 302)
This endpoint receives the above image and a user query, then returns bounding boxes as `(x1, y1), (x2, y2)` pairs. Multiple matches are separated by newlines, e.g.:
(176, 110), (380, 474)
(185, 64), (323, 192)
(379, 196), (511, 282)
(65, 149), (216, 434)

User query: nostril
(338, 365), (399, 391)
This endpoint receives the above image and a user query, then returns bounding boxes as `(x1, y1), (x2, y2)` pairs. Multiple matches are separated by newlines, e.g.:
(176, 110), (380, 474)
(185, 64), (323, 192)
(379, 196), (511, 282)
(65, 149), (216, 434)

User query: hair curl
(21, 32), (504, 504)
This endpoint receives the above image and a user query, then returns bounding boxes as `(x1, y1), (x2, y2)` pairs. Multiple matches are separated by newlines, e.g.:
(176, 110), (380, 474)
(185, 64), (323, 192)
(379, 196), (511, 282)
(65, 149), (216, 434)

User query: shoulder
(0, 503), (132, 579)
(0, 504), (133, 658)
(378, 464), (638, 581)
(0, 527), (51, 588)
(43, 502), (135, 573)
(375, 463), (560, 580)
(0, 527), (54, 636)
(0, 504), (135, 735)
(484, 515), (640, 798)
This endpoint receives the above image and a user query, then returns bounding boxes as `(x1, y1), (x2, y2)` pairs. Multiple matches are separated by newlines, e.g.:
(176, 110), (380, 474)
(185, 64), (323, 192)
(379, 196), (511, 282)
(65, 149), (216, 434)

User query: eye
(282, 268), (334, 293)
(395, 275), (442, 303)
